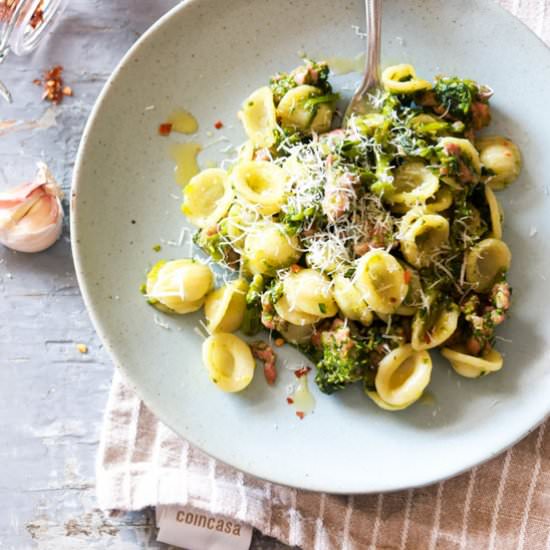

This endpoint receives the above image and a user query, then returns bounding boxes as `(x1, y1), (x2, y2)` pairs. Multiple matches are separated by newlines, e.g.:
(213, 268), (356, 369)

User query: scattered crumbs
(395, 36), (406, 46)
(169, 193), (180, 201)
(220, 144), (235, 154)
(296, 411), (305, 420)
(351, 24), (367, 38)
(431, 409), (437, 417)
(131, 219), (136, 224)
(76, 344), (88, 354)
(153, 314), (171, 330)
(495, 335), (513, 343)
(161, 227), (188, 248)
(214, 120), (224, 130)
(274, 338), (285, 347)
(152, 244), (162, 252)
(144, 105), (156, 112)
(206, 130), (214, 138)
(286, 397), (294, 405)
(158, 123), (173, 136)
(529, 226), (537, 237)
(539, 273), (547, 281)
(114, 295), (120, 300)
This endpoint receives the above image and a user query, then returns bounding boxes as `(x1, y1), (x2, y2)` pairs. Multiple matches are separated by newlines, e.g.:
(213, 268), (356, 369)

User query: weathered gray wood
(0, 2), (294, 548)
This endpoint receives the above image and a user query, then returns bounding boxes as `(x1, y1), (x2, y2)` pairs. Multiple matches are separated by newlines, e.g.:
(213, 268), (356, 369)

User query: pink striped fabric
(97, 371), (550, 550)
(97, 2), (550, 548)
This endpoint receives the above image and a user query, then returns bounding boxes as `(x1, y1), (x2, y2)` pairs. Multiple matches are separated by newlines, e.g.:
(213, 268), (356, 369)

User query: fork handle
(357, 0), (382, 96)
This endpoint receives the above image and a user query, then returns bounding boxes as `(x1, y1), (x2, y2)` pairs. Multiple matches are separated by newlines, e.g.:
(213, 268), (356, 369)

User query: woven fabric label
(156, 505), (253, 550)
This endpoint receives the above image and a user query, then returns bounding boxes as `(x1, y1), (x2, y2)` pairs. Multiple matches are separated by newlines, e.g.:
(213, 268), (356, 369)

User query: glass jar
(0, 0), (66, 102)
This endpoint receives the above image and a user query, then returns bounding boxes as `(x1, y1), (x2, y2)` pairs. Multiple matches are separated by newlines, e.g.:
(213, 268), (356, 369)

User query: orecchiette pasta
(204, 279), (248, 333)
(223, 202), (259, 251)
(388, 161), (439, 206)
(355, 250), (409, 314)
(439, 137), (482, 179)
(395, 264), (422, 316)
(146, 259), (213, 314)
(441, 346), (503, 378)
(484, 185), (503, 239)
(279, 323), (315, 345)
(182, 169), (233, 228)
(465, 238), (511, 292)
(400, 213), (450, 268)
(477, 136), (522, 190)
(202, 333), (256, 392)
(283, 268), (338, 319)
(381, 64), (432, 94)
(238, 86), (278, 149)
(276, 85), (334, 134)
(243, 221), (300, 276)
(332, 274), (374, 326)
(409, 113), (448, 136)
(411, 300), (460, 350)
(424, 186), (453, 213)
(366, 390), (416, 411)
(374, 344), (432, 407)
(149, 60), (520, 409)
(274, 295), (321, 326)
(232, 160), (288, 215)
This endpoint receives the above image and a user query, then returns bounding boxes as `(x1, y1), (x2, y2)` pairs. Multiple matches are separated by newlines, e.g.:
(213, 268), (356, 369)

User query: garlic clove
(0, 163), (64, 253)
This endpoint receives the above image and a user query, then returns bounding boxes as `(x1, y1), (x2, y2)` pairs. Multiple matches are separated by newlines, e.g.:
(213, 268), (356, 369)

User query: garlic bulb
(0, 163), (64, 253)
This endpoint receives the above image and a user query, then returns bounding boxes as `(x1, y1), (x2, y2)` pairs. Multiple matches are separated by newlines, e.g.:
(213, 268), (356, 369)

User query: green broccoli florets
(315, 322), (365, 394)
(434, 77), (478, 119)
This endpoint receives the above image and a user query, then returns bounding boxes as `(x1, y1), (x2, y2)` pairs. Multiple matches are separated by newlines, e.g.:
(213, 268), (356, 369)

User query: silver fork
(343, 0), (382, 123)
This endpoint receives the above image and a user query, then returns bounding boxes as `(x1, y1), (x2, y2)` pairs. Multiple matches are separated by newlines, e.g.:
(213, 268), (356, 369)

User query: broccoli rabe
(241, 275), (265, 336)
(315, 321), (366, 394)
(270, 59), (332, 105)
(434, 77), (478, 118)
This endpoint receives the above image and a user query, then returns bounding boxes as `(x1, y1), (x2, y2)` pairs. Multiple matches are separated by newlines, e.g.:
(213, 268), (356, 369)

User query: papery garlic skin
(0, 163), (64, 253)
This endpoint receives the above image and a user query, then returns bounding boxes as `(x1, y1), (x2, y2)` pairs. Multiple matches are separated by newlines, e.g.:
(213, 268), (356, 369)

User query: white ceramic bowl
(72, 0), (550, 493)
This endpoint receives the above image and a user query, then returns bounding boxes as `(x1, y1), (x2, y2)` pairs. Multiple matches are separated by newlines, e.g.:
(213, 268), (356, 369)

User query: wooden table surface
(0, 1), (294, 548)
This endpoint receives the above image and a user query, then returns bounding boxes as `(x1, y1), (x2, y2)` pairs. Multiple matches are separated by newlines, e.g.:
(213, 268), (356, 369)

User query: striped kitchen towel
(97, 1), (550, 548)
(97, 368), (550, 549)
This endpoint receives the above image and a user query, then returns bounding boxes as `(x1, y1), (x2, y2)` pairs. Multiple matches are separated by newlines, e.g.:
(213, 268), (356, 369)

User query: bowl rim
(71, 0), (550, 494)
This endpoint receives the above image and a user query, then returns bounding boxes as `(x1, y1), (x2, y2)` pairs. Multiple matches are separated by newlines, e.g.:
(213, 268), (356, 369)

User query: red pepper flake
(403, 270), (412, 284)
(290, 264), (302, 273)
(214, 120), (224, 130)
(296, 411), (305, 420)
(274, 338), (285, 347)
(294, 366), (311, 378)
(286, 397), (294, 405)
(29, 3), (44, 29)
(1, 0), (44, 27)
(35, 65), (72, 104)
(158, 123), (173, 136)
